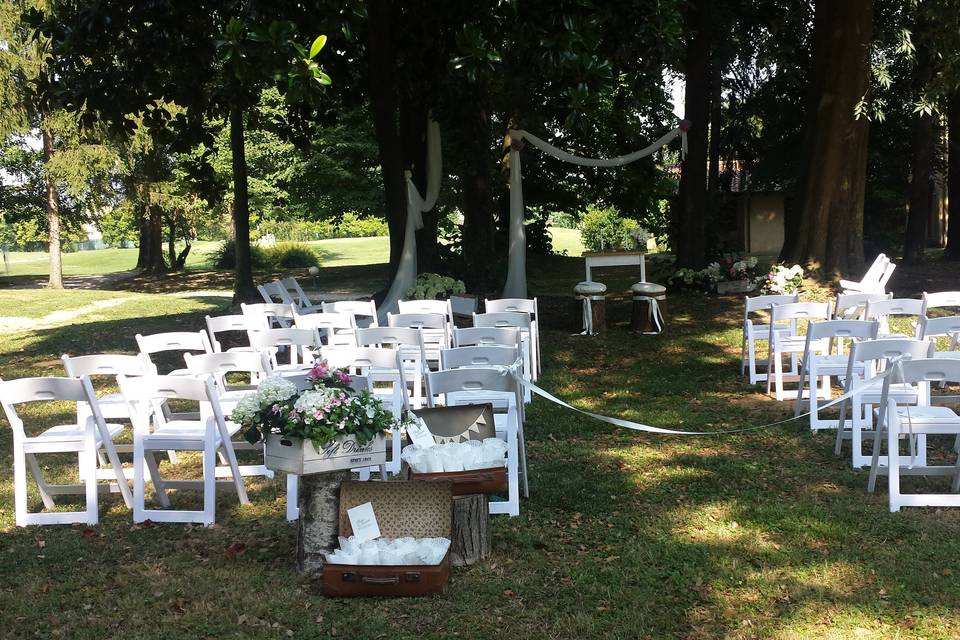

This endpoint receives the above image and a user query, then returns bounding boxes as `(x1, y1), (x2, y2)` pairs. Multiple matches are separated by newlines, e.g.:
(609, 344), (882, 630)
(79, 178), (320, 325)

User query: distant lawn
(550, 226), (584, 257)
(0, 289), (136, 319)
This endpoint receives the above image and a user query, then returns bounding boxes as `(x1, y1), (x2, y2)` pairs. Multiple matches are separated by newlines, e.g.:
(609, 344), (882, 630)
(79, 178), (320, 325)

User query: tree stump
(572, 297), (606, 334)
(449, 493), (490, 566)
(296, 470), (350, 577)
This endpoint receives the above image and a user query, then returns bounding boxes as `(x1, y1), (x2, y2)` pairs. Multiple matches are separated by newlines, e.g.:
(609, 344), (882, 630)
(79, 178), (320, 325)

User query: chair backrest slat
(62, 353), (153, 378)
(473, 311), (531, 330)
(805, 319), (878, 342)
(321, 300), (379, 327)
(440, 345), (520, 370)
(453, 327), (521, 347)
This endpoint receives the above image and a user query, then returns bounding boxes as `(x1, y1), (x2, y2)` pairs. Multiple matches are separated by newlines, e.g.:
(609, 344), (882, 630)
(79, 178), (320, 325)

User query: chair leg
(101, 442), (133, 509)
(145, 451), (171, 508)
(517, 422), (530, 498)
(286, 474), (299, 521)
(14, 446), (28, 527)
(793, 356), (808, 417)
(887, 424), (901, 512)
(507, 430), (520, 517)
(867, 422), (886, 494)
(766, 348), (775, 395)
(84, 437), (98, 525)
(133, 435), (146, 523)
(202, 441), (216, 526)
(774, 351), (785, 401)
(25, 453), (55, 509)
(219, 442), (249, 505)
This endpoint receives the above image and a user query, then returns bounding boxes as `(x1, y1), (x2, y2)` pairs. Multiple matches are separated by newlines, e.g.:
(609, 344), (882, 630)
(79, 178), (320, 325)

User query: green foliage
(97, 205), (139, 247)
(211, 239), (320, 271)
(548, 212), (577, 229)
(256, 213), (387, 242)
(579, 206), (647, 252)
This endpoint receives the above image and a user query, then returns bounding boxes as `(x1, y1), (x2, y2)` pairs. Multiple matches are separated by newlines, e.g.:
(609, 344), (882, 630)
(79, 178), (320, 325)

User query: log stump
(449, 493), (490, 566)
(296, 470), (350, 576)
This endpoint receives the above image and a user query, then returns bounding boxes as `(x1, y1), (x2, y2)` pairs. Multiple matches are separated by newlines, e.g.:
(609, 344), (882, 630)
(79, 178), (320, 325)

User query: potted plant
(231, 361), (405, 475)
(404, 272), (466, 301)
(761, 263), (804, 294)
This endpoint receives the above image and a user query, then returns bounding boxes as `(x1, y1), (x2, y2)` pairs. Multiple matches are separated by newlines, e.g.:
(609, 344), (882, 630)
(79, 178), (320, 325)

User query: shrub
(262, 242), (321, 269)
(579, 206), (647, 252)
(548, 212), (577, 229)
(211, 239), (268, 269)
(255, 213), (388, 242)
(404, 273), (466, 300)
(336, 212), (388, 238)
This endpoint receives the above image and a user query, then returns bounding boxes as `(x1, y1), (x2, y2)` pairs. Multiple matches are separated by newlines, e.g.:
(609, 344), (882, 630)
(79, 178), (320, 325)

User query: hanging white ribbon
(502, 125), (687, 299)
(378, 120), (442, 321)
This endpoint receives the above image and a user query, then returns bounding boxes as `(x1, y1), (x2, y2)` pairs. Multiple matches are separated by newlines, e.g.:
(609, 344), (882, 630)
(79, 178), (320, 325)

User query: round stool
(630, 282), (666, 334)
(574, 281), (607, 335)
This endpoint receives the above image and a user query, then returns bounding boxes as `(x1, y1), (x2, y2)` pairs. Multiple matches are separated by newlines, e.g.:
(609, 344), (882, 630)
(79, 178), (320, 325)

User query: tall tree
(948, 93), (960, 259)
(782, 0), (873, 276)
(903, 16), (937, 263)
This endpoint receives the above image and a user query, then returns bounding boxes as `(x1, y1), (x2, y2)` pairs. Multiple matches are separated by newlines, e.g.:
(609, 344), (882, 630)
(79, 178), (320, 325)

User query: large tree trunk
(781, 0), (872, 277)
(402, 99), (440, 274)
(904, 32), (935, 264)
(675, 0), (710, 268)
(230, 104), (258, 302)
(41, 125), (63, 289)
(455, 99), (498, 293)
(365, 0), (407, 291)
(708, 60), (722, 194)
(947, 93), (960, 260)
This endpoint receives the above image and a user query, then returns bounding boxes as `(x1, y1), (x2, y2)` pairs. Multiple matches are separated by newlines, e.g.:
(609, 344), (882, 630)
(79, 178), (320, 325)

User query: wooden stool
(574, 281), (607, 335)
(630, 282), (666, 334)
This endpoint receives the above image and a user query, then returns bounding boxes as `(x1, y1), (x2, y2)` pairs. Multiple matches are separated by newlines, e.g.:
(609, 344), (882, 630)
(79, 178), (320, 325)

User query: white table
(584, 251), (646, 283)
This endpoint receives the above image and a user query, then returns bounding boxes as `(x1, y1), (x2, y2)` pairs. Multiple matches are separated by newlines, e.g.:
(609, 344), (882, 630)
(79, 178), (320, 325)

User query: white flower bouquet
(762, 263), (804, 294)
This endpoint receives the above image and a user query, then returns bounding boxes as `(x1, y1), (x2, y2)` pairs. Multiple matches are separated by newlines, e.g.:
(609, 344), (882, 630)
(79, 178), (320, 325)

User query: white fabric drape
(502, 126), (686, 299)
(378, 120), (442, 321)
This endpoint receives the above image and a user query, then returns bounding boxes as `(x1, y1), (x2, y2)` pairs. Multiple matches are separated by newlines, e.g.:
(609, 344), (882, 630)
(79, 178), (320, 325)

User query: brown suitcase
(407, 466), (507, 496)
(322, 480), (453, 597)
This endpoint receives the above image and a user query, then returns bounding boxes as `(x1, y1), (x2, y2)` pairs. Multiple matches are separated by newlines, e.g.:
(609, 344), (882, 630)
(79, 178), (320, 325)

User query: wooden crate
(264, 434), (386, 476)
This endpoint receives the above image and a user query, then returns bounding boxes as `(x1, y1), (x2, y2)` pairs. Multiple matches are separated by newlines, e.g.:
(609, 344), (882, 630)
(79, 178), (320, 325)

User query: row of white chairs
(1, 294), (541, 526)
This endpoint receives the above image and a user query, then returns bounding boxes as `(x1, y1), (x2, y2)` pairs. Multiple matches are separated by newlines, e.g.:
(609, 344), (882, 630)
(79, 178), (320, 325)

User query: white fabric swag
(378, 120), (442, 321)
(501, 126), (687, 299)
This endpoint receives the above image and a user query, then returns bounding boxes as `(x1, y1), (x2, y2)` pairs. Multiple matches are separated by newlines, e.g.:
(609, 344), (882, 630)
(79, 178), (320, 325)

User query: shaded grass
(1, 268), (960, 639)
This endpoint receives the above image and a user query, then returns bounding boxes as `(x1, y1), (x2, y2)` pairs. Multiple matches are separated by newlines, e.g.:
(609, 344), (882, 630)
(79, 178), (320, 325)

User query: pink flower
(337, 371), (351, 384)
(272, 404), (280, 414)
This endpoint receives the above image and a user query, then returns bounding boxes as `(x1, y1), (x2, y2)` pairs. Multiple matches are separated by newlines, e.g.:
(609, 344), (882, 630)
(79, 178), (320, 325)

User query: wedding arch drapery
(502, 125), (687, 299)
(377, 120), (442, 321)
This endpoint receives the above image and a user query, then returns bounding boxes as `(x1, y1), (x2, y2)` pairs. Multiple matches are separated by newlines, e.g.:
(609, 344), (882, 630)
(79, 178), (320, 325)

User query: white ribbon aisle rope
(501, 365), (895, 437)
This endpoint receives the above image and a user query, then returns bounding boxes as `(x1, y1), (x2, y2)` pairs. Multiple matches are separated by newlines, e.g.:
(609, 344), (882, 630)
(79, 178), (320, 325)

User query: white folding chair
(440, 345), (525, 424)
(322, 300), (379, 329)
(740, 294), (799, 384)
(387, 312), (450, 364)
(866, 358), (960, 511)
(293, 310), (357, 346)
(240, 302), (297, 330)
(247, 327), (321, 374)
(485, 298), (541, 375)
(766, 302), (831, 401)
(135, 330), (213, 376)
(355, 327), (427, 408)
(921, 291), (960, 317)
(793, 319), (878, 430)
(473, 311), (538, 382)
(206, 314), (256, 353)
(280, 277), (322, 312)
(919, 315), (960, 360)
(840, 253), (895, 294)
(425, 368), (525, 516)
(118, 375), (249, 525)
(834, 338), (932, 468)
(864, 298), (924, 339)
(453, 326), (530, 402)
(0, 375), (133, 526)
(397, 299), (454, 325)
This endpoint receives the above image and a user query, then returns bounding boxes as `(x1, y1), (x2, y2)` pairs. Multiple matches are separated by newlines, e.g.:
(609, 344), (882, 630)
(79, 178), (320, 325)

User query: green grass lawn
(2, 278), (960, 639)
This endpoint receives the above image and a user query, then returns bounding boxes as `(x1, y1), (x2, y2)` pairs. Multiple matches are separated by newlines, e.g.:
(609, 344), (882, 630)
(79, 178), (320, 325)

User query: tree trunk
(41, 125), (63, 289)
(167, 208), (177, 270)
(904, 32), (935, 264)
(230, 104), (258, 302)
(449, 494), (490, 566)
(144, 204), (165, 274)
(781, 0), (872, 277)
(947, 93), (960, 260)
(365, 0), (407, 291)
(708, 60), (722, 194)
(296, 471), (349, 577)
(456, 99), (498, 293)
(675, 0), (711, 269)
(402, 99), (440, 274)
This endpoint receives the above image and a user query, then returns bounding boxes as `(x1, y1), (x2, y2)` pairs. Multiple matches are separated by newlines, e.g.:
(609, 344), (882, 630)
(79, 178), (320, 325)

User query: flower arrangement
(404, 273), (466, 300)
(231, 360), (399, 449)
(669, 253), (767, 292)
(761, 263), (804, 294)
(628, 226), (651, 251)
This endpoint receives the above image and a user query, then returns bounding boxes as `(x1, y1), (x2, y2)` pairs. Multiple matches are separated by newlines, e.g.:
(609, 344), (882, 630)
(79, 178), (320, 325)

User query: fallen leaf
(80, 528), (97, 538)
(502, 589), (515, 598)
(226, 542), (248, 559)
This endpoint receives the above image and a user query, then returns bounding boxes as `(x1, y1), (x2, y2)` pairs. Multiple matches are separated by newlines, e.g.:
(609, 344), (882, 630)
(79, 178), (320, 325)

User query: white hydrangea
(231, 392), (263, 425)
(293, 387), (340, 414)
(257, 376), (298, 405)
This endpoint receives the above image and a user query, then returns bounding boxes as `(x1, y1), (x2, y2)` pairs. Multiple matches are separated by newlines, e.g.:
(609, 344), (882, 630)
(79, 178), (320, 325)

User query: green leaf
(317, 72), (332, 86)
(309, 35), (327, 59)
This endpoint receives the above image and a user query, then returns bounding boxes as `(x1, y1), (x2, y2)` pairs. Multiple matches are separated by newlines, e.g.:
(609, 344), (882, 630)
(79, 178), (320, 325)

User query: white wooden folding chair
(247, 327), (321, 374)
(740, 294), (799, 384)
(921, 291), (960, 317)
(425, 368), (525, 515)
(398, 299), (454, 325)
(280, 277), (323, 312)
(0, 375), (133, 526)
(387, 312), (450, 365)
(355, 327), (427, 408)
(485, 298), (541, 375)
(206, 314), (256, 353)
(834, 338), (931, 468)
(118, 374), (249, 525)
(440, 345), (526, 424)
(240, 302), (297, 330)
(322, 300), (379, 328)
(866, 358), (960, 511)
(473, 311), (538, 382)
(293, 310), (357, 346)
(453, 326), (531, 403)
(135, 330), (213, 376)
(919, 315), (960, 360)
(864, 298), (924, 339)
(840, 253), (895, 294)
(793, 319), (878, 430)
(766, 302), (831, 401)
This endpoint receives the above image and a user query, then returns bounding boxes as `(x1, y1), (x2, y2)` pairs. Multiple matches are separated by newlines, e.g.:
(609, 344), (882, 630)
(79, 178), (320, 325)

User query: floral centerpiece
(668, 254), (768, 294)
(405, 273), (466, 301)
(232, 360), (402, 474)
(761, 263), (804, 295)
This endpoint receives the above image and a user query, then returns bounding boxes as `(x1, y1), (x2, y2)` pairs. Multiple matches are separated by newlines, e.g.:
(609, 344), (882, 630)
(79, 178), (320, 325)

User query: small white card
(407, 417), (438, 449)
(347, 502), (381, 543)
